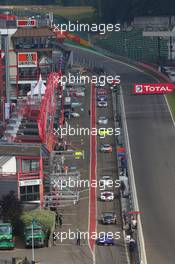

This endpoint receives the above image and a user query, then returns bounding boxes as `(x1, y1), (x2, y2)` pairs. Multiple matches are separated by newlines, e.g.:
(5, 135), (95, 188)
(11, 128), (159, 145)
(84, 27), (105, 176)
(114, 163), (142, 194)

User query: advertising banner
(134, 83), (174, 95)
(18, 52), (38, 68)
(17, 19), (36, 27)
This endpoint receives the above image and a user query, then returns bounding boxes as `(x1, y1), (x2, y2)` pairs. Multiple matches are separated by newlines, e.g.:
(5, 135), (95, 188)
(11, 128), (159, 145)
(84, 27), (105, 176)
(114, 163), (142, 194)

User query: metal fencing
(119, 88), (147, 264)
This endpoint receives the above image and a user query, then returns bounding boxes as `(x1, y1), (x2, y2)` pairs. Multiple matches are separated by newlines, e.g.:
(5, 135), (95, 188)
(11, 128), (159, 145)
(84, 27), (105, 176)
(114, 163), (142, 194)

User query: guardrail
(92, 44), (172, 84)
(120, 87), (147, 264)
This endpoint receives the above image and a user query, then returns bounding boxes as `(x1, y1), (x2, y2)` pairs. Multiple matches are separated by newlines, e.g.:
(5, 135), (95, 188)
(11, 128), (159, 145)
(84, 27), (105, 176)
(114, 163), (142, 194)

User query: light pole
(31, 219), (35, 263)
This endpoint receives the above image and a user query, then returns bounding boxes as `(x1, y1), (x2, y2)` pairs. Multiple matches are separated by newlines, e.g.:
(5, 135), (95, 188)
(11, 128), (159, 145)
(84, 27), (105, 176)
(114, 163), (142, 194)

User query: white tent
(27, 74), (46, 97)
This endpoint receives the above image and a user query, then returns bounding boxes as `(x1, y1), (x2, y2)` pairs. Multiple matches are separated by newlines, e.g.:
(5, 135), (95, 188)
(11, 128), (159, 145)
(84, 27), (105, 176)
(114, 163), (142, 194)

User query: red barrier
(37, 72), (62, 152)
(137, 62), (172, 83)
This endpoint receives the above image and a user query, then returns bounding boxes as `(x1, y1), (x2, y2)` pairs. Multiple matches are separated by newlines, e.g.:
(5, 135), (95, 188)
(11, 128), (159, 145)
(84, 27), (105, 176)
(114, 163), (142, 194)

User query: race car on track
(100, 191), (114, 201)
(64, 111), (80, 118)
(98, 128), (111, 137)
(101, 212), (117, 224)
(96, 89), (108, 95)
(97, 116), (108, 125)
(97, 95), (107, 102)
(100, 144), (112, 153)
(97, 101), (108, 107)
(96, 234), (114, 246)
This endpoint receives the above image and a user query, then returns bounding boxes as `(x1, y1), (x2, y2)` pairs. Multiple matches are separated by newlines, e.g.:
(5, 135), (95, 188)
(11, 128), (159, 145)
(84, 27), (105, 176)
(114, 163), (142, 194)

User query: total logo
(134, 83), (174, 95)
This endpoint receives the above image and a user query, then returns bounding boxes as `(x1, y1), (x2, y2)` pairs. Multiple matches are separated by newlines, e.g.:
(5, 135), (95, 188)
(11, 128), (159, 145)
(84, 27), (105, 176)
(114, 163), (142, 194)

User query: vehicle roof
(0, 223), (11, 226)
(25, 224), (41, 229)
(99, 116), (108, 119)
(101, 175), (112, 179)
(101, 191), (113, 193)
(102, 212), (115, 216)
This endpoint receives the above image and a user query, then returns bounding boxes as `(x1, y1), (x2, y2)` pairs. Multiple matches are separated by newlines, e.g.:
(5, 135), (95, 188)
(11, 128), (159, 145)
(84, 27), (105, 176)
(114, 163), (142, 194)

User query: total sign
(134, 83), (174, 95)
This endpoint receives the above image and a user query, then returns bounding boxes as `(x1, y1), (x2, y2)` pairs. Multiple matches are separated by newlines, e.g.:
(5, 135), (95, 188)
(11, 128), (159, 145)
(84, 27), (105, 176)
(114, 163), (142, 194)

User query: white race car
(97, 101), (108, 107)
(100, 191), (114, 201)
(98, 116), (108, 125)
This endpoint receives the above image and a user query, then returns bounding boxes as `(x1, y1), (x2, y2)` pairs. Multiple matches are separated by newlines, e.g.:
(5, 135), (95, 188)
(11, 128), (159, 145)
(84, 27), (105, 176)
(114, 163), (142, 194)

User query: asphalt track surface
(71, 46), (175, 264)
(89, 83), (97, 254)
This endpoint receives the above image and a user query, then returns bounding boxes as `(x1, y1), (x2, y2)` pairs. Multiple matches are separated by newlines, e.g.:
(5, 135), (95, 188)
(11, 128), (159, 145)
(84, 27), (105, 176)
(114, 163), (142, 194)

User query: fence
(92, 28), (169, 64)
(0, 258), (38, 264)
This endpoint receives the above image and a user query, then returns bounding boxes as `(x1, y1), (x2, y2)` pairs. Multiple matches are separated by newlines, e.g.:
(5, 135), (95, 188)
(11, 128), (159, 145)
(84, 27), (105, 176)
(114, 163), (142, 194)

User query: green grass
(166, 92), (175, 119)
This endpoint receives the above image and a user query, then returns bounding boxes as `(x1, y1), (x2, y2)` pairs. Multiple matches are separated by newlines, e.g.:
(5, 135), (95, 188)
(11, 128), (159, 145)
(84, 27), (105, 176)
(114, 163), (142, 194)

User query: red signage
(134, 83), (174, 95)
(18, 52), (38, 68)
(17, 19), (36, 28)
(128, 211), (144, 215)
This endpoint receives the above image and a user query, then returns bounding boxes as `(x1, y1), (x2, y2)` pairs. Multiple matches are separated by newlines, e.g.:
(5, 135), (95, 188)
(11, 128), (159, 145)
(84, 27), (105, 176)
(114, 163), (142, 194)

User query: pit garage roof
(0, 156), (12, 167)
(12, 26), (55, 38)
(0, 143), (49, 157)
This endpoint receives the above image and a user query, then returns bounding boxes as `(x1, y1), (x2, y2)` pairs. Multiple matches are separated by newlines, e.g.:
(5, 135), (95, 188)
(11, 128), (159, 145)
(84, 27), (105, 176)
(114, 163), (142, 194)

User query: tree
(0, 191), (22, 234)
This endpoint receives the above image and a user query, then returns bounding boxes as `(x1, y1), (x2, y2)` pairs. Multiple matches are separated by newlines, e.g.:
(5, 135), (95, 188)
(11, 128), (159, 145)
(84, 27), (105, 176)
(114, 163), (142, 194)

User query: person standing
(76, 229), (81, 245)
(55, 211), (59, 227)
(59, 213), (63, 227)
(129, 237), (136, 252)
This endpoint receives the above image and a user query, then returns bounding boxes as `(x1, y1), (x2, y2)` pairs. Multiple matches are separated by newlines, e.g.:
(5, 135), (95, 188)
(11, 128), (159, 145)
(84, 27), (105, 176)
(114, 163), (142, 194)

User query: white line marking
(136, 70), (175, 128)
(121, 88), (147, 264)
(88, 83), (96, 264)
(164, 95), (175, 127)
(122, 230), (131, 263)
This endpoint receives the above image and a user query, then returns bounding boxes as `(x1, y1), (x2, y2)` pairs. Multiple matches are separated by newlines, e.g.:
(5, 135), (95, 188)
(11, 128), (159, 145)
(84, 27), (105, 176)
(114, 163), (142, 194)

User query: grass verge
(166, 92), (175, 119)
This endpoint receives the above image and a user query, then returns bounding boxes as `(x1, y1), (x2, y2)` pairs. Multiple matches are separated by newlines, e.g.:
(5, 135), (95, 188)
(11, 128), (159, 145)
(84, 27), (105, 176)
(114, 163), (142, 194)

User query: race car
(98, 128), (111, 137)
(100, 191), (114, 201)
(98, 116), (108, 125)
(96, 89), (108, 95)
(101, 212), (117, 224)
(97, 95), (107, 102)
(96, 234), (114, 246)
(100, 144), (112, 153)
(97, 101), (108, 107)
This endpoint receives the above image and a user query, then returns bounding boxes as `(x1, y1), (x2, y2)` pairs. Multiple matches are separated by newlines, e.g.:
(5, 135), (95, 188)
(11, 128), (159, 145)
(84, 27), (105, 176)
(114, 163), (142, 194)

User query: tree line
(0, 0), (175, 23)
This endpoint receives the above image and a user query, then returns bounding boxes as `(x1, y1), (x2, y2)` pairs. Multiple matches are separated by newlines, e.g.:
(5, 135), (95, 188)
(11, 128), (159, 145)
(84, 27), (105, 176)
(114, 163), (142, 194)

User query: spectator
(129, 237), (136, 252)
(125, 234), (131, 244)
(131, 217), (137, 230)
(59, 213), (63, 227)
(55, 211), (59, 227)
(76, 229), (81, 245)
(53, 232), (57, 246)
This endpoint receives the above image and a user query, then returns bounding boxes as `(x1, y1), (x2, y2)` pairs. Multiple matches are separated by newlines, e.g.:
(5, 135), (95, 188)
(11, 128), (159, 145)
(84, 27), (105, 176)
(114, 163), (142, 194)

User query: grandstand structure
(93, 16), (175, 64)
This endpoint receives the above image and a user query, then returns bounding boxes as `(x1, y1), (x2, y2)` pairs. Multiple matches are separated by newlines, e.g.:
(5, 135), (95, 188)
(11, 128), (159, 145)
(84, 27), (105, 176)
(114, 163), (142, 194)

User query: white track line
(88, 83), (96, 264)
(164, 95), (175, 127)
(121, 89), (147, 264)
